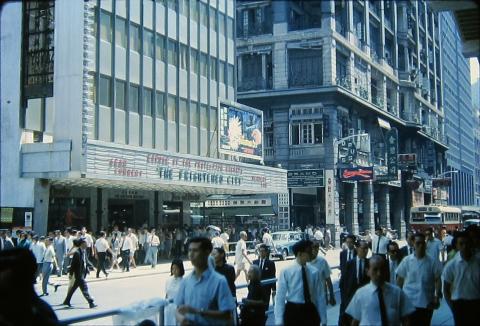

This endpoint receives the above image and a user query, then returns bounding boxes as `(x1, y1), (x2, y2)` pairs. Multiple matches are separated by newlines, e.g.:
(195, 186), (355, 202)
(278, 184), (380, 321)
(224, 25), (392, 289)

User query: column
(364, 0), (370, 56)
(182, 201), (191, 226)
(33, 179), (50, 236)
(101, 188), (109, 229)
(345, 182), (359, 235)
(378, 185), (390, 228)
(324, 37), (335, 86)
(391, 188), (405, 238)
(347, 0), (354, 42)
(363, 181), (375, 232)
(321, 0), (335, 31)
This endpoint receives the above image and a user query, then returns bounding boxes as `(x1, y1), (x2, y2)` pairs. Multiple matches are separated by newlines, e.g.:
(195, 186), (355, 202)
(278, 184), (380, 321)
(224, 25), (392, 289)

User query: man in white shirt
(262, 228), (276, 254)
(396, 232), (443, 325)
(309, 241), (335, 326)
(41, 237), (57, 296)
(81, 227), (95, 260)
(145, 228), (160, 268)
(220, 229), (230, 252)
(275, 239), (322, 326)
(94, 231), (113, 278)
(313, 228), (323, 242)
(53, 230), (67, 277)
(234, 231), (252, 281)
(425, 227), (442, 262)
(120, 232), (133, 272)
(346, 255), (415, 326)
(371, 227), (389, 256)
(442, 231), (480, 326)
(211, 232), (225, 249)
(127, 228), (139, 268)
(30, 235), (46, 281)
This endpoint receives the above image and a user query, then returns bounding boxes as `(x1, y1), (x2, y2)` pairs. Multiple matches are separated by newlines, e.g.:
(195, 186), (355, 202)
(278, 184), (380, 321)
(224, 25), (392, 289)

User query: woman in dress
(164, 259), (185, 326)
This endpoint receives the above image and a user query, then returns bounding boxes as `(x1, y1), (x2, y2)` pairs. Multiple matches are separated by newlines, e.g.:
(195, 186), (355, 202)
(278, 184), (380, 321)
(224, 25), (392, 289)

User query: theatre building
(0, 0), (287, 235)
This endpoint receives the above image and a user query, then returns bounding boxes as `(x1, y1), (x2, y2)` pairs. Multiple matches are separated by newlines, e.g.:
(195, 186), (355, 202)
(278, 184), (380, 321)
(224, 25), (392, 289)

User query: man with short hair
(175, 237), (236, 325)
(53, 230), (67, 277)
(396, 233), (443, 325)
(346, 255), (415, 325)
(253, 244), (276, 305)
(211, 231), (225, 249)
(274, 239), (323, 326)
(425, 227), (442, 262)
(340, 235), (356, 274)
(386, 241), (403, 284)
(30, 235), (46, 281)
(400, 231), (415, 257)
(309, 241), (335, 326)
(145, 228), (160, 268)
(371, 227), (389, 257)
(64, 229), (74, 274)
(0, 229), (14, 251)
(94, 231), (113, 278)
(442, 231), (480, 325)
(235, 231), (252, 281)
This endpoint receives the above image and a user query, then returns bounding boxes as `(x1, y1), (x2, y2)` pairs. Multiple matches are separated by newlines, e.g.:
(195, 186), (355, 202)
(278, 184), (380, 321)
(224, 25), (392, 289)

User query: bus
(410, 205), (462, 233)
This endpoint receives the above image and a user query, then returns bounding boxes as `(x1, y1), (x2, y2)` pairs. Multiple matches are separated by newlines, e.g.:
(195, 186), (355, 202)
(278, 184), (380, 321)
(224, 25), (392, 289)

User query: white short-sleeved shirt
(235, 239), (247, 264)
(442, 254), (480, 300)
(95, 238), (110, 253)
(396, 254), (442, 308)
(346, 282), (415, 326)
(309, 255), (332, 292)
(372, 235), (390, 255)
(212, 236), (225, 249)
(262, 233), (275, 248)
(30, 242), (46, 263)
(314, 230), (324, 241)
(43, 246), (56, 263)
(426, 238), (442, 261)
(84, 233), (94, 248)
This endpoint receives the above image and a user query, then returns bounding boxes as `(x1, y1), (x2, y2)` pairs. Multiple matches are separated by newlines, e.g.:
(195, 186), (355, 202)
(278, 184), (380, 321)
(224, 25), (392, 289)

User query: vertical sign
(386, 128), (398, 179)
(24, 212), (33, 228)
(325, 170), (336, 224)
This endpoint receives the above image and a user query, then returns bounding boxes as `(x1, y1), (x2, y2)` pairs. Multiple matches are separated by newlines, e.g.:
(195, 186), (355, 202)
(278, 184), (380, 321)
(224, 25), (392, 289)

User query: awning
(378, 117), (391, 130)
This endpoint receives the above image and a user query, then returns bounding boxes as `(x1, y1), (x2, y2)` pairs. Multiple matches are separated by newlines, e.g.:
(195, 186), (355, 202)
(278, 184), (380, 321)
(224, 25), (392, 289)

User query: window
(115, 79), (126, 110)
(200, 3), (208, 27)
(168, 39), (178, 66)
(210, 8), (217, 30)
(190, 0), (198, 22)
(156, 34), (165, 61)
(100, 11), (112, 42)
(143, 88), (153, 116)
(167, 0), (178, 11)
(190, 49), (198, 73)
(210, 107), (217, 131)
(288, 49), (323, 87)
(130, 24), (140, 52)
(167, 95), (177, 121)
(190, 101), (198, 127)
(210, 57), (217, 81)
(179, 98), (188, 125)
(291, 121), (323, 145)
(180, 44), (188, 70)
(200, 53), (208, 77)
(227, 17), (234, 39)
(179, 0), (187, 15)
(219, 61), (225, 84)
(219, 13), (225, 35)
(156, 91), (165, 119)
(99, 75), (111, 106)
(129, 84), (139, 113)
(115, 17), (127, 47)
(227, 64), (234, 87)
(143, 30), (154, 57)
(200, 104), (208, 129)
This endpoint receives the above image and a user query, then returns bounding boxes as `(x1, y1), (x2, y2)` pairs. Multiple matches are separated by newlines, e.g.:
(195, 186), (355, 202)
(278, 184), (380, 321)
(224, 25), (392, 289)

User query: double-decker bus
(410, 205), (462, 233)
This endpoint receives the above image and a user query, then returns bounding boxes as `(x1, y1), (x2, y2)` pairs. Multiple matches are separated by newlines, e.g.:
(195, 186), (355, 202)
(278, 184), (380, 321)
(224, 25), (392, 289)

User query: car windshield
(464, 220), (480, 227)
(273, 234), (287, 241)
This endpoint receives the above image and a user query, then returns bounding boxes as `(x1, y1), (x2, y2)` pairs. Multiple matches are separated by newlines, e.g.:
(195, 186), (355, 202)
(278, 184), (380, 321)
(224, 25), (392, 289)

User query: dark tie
(358, 259), (363, 283)
(260, 259), (264, 271)
(409, 247), (413, 255)
(301, 265), (311, 303)
(348, 251), (351, 261)
(377, 287), (388, 326)
(376, 236), (381, 254)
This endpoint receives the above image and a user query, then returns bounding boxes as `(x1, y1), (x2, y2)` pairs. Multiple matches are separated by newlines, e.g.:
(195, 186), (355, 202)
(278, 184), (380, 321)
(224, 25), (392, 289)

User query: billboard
(287, 169), (324, 188)
(339, 166), (374, 181)
(218, 100), (263, 161)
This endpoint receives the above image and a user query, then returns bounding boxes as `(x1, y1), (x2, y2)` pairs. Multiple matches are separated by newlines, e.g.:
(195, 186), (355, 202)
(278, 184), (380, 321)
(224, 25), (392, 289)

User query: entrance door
(108, 199), (149, 230)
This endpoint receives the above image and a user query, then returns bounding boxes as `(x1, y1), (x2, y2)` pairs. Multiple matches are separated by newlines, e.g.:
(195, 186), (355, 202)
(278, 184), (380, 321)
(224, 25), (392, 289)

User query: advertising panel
(287, 169), (325, 188)
(218, 100), (263, 161)
(339, 166), (374, 181)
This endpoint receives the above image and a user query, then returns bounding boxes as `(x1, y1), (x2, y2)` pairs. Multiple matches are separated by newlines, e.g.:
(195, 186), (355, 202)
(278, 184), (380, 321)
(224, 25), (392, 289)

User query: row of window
(97, 75), (216, 129)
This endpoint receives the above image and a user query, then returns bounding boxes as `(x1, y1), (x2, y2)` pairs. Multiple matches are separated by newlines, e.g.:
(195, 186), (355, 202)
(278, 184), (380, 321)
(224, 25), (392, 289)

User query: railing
(238, 76), (273, 92)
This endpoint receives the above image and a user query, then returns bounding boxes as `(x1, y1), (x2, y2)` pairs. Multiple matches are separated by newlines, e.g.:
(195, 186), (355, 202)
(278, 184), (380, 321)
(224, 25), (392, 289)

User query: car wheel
(281, 249), (288, 261)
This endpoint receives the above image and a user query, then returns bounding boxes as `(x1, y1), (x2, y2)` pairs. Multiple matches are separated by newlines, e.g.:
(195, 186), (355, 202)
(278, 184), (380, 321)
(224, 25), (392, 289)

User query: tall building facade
(471, 59), (480, 206)
(439, 12), (475, 206)
(0, 0), (288, 235)
(236, 0), (447, 240)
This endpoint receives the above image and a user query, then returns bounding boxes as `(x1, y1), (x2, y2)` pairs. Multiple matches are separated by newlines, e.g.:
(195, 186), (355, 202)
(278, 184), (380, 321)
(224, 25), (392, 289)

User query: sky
(470, 58), (480, 84)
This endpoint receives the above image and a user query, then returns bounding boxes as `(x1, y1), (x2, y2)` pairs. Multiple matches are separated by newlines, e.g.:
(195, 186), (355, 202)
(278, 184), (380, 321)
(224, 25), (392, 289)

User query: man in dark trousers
(400, 231), (415, 258)
(340, 234), (357, 274)
(62, 237), (97, 308)
(338, 240), (370, 326)
(253, 244), (276, 305)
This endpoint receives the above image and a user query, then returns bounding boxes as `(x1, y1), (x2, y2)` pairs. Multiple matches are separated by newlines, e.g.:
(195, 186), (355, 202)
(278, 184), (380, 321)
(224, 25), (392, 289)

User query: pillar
(345, 182), (359, 235)
(33, 179), (50, 236)
(378, 185), (390, 228)
(101, 188), (109, 229)
(363, 181), (375, 232)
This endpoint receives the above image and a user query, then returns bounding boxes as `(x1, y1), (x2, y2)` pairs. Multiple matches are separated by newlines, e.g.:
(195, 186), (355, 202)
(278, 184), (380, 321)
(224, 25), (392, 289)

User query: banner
(219, 100), (263, 161)
(339, 167), (374, 181)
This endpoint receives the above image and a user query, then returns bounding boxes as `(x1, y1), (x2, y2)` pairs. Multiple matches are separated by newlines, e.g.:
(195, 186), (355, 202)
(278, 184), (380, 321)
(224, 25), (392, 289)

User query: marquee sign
(86, 140), (287, 194)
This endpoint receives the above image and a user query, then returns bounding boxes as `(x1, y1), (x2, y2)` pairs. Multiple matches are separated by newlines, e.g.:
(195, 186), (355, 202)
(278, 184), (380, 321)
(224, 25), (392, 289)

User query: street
(38, 248), (455, 325)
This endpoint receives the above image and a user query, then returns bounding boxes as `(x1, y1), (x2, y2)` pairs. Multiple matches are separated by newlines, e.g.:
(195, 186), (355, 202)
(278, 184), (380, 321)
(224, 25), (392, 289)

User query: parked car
(271, 231), (305, 260)
(464, 219), (480, 229)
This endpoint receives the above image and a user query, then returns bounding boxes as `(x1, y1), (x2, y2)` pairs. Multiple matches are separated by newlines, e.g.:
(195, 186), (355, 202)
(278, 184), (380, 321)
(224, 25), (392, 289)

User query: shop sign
(385, 128), (398, 179)
(218, 100), (263, 161)
(113, 190), (145, 200)
(340, 167), (374, 181)
(398, 153), (417, 169)
(86, 141), (287, 194)
(337, 139), (357, 165)
(24, 212), (33, 228)
(325, 170), (336, 224)
(287, 169), (324, 188)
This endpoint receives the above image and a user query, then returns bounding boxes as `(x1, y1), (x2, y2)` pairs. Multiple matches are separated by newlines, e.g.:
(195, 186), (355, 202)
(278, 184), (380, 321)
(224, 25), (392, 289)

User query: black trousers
(411, 307), (434, 325)
(121, 250), (130, 271)
(96, 252), (108, 277)
(64, 275), (93, 305)
(451, 299), (480, 326)
(284, 302), (320, 326)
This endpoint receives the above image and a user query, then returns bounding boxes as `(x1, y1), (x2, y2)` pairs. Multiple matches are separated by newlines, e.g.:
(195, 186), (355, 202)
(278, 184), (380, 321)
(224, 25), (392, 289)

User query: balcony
(264, 148), (275, 160)
(245, 21), (273, 37)
(354, 85), (369, 100)
(238, 76), (273, 92)
(336, 76), (352, 91)
(289, 16), (321, 31)
(372, 95), (385, 109)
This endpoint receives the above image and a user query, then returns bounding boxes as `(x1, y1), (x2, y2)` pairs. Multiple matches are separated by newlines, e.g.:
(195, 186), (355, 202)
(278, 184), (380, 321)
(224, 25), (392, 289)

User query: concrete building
(439, 12), (475, 206)
(0, 0), (288, 235)
(236, 0), (447, 240)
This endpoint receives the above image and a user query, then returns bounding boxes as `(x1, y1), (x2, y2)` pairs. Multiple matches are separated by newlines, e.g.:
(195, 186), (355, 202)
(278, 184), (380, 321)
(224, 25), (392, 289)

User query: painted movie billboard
(218, 100), (263, 161)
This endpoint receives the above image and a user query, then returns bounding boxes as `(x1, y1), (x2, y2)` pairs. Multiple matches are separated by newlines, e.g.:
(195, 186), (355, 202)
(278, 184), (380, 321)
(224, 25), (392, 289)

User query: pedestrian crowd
(1, 223), (479, 326)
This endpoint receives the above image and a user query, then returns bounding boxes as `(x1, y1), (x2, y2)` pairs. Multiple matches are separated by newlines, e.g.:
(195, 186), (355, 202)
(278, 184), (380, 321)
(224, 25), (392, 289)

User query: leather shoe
(62, 302), (72, 307)
(89, 302), (97, 309)
(54, 284), (60, 292)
